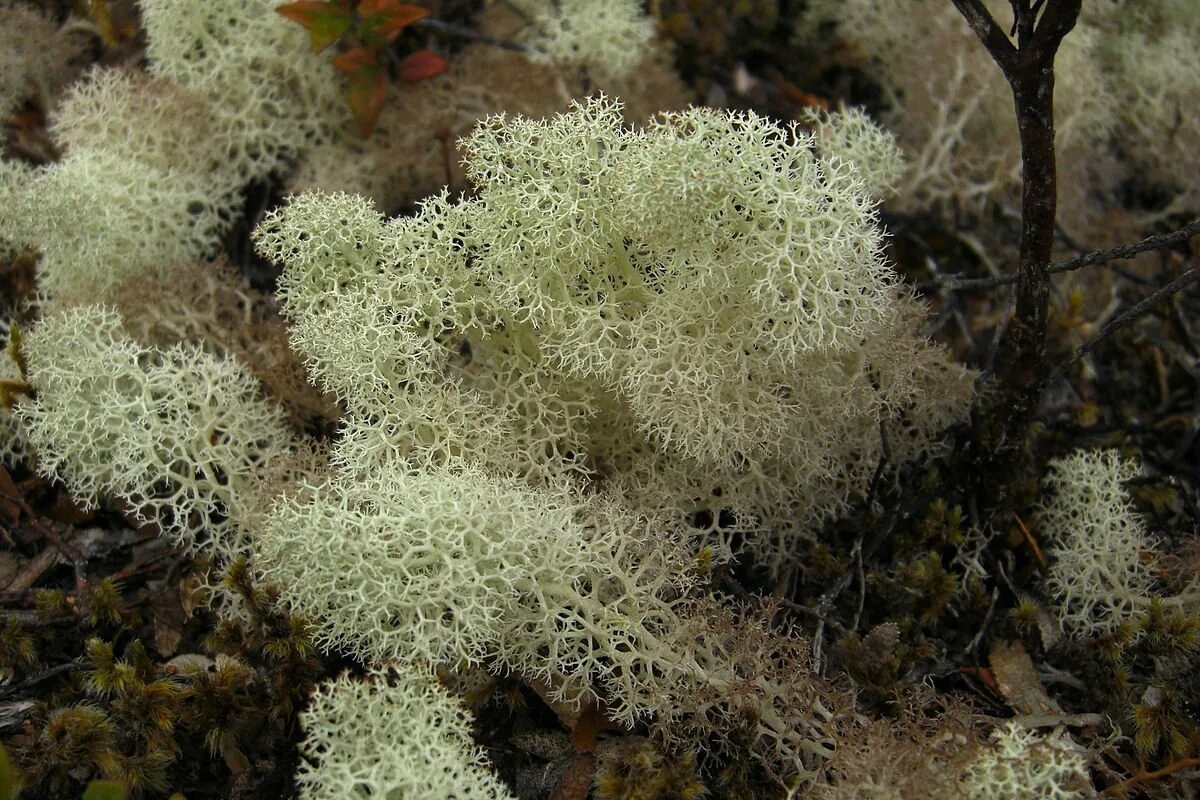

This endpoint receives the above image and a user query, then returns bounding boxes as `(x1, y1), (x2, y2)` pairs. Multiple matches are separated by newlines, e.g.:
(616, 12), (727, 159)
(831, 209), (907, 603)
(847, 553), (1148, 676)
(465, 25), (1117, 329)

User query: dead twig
(0, 488), (88, 597)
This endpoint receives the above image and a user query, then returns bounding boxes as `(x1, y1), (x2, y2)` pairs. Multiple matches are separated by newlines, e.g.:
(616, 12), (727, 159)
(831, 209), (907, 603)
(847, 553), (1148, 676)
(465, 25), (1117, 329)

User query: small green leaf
(276, 1), (353, 52)
(82, 780), (128, 800)
(0, 743), (21, 800)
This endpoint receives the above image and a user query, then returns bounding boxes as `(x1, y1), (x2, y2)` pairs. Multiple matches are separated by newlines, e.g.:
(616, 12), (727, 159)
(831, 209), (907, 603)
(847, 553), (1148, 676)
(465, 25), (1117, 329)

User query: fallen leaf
(398, 49), (448, 83)
(221, 742), (250, 775)
(1035, 605), (1062, 650)
(150, 583), (186, 658)
(178, 574), (207, 618)
(990, 640), (1060, 716)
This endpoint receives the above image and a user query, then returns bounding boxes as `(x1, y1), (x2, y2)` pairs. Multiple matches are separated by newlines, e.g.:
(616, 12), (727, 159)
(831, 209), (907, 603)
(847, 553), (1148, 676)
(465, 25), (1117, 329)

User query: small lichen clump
(509, 0), (654, 81)
(0, 0), (89, 119)
(1, 0), (349, 308)
(1038, 449), (1199, 637)
(960, 724), (1094, 800)
(295, 668), (516, 800)
(16, 305), (294, 555)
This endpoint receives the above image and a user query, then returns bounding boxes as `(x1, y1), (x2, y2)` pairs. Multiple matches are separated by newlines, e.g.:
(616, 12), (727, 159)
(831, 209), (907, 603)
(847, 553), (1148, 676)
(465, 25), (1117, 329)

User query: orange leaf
(358, 0), (429, 44)
(332, 45), (378, 74)
(398, 49), (448, 83)
(276, 1), (353, 52)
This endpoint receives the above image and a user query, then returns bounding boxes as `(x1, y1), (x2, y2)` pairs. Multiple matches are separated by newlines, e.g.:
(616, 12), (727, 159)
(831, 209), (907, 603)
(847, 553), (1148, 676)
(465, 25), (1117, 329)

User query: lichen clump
(255, 97), (975, 577)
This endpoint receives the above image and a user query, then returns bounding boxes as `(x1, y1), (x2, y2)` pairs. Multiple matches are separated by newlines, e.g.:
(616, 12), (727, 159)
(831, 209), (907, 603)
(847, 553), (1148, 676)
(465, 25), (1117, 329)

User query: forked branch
(951, 0), (1082, 459)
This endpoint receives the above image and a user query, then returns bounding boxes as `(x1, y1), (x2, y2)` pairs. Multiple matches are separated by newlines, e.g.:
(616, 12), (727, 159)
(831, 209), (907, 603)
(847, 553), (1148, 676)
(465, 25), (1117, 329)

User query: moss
(594, 737), (705, 800)
(3, 557), (328, 798)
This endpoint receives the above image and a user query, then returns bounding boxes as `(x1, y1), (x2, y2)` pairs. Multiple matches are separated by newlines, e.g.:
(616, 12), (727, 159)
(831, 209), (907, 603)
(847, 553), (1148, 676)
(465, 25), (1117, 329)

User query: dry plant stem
(1105, 756), (1200, 797)
(951, 0), (1081, 454)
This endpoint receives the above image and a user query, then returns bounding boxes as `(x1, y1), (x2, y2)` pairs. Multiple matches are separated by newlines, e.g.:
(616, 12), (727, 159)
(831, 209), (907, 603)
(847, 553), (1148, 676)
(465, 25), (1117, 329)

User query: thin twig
(0, 489), (85, 568)
(0, 662), (88, 701)
(811, 532), (863, 674)
(953, 0), (1082, 460)
(964, 585), (999, 656)
(1052, 262), (1200, 377)
(413, 18), (527, 51)
(925, 218), (1200, 291)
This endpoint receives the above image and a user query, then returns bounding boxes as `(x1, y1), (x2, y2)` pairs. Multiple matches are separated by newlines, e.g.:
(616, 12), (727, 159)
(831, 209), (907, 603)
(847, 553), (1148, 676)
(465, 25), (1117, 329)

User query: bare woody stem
(950, 0), (1081, 456)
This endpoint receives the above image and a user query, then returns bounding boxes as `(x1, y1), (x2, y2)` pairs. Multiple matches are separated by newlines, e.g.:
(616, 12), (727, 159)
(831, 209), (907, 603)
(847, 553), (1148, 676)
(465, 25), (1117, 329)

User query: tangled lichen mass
(1, 1), (1198, 798)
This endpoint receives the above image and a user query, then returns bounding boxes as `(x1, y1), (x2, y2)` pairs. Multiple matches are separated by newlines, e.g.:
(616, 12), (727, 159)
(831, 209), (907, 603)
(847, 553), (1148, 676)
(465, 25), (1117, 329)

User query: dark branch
(950, 0), (1082, 461)
(1030, 0), (1084, 57)
(952, 0), (1017, 69)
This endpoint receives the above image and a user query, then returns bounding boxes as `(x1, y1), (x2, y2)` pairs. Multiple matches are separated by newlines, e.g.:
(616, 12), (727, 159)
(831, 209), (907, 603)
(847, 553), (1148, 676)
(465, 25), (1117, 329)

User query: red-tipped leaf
(276, 1), (353, 52)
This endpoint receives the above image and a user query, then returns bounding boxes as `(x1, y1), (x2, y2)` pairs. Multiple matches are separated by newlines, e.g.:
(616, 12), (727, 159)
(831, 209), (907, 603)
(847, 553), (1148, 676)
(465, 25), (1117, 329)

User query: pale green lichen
(255, 97), (975, 577)
(508, 0), (654, 82)
(16, 305), (293, 556)
(1039, 450), (1166, 637)
(296, 668), (516, 800)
